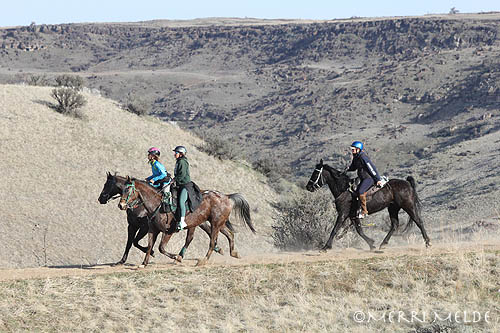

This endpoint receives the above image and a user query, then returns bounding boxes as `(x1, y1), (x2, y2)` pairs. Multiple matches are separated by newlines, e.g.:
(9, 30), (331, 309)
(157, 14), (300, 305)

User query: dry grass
(0, 84), (278, 268)
(0, 247), (497, 332)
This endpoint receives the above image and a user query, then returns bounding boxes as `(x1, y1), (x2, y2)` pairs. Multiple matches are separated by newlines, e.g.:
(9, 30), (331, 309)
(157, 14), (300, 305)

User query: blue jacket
(347, 151), (381, 182)
(146, 160), (168, 185)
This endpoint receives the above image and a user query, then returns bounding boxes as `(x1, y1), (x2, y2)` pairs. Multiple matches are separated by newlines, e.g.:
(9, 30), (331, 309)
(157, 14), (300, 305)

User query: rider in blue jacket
(146, 147), (168, 187)
(346, 141), (382, 219)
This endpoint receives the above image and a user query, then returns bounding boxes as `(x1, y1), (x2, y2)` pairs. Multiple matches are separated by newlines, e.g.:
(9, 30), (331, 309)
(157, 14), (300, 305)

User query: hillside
(0, 13), (499, 179)
(0, 84), (278, 268)
(1, 13), (499, 267)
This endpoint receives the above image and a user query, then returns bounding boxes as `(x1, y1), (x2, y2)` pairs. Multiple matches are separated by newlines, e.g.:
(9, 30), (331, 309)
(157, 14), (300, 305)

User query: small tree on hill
(449, 7), (459, 15)
(54, 74), (84, 91)
(51, 87), (87, 118)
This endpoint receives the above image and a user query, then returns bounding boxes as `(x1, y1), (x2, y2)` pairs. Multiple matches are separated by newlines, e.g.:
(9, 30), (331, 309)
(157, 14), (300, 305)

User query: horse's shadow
(47, 263), (136, 270)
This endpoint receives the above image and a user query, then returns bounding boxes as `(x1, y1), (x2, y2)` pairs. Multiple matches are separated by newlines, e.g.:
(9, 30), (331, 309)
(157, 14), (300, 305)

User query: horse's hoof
(111, 261), (124, 267)
(319, 247), (329, 253)
(196, 259), (207, 266)
(215, 247), (224, 255)
(426, 242), (432, 248)
(379, 244), (386, 250)
(174, 255), (183, 263)
(137, 264), (146, 269)
(230, 251), (241, 259)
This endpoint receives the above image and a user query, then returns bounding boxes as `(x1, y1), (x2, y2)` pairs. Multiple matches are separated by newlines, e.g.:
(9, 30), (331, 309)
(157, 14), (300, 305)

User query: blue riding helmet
(351, 141), (364, 151)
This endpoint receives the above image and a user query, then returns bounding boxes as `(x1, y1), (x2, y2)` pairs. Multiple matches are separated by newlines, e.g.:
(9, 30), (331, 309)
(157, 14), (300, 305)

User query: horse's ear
(126, 176), (131, 182)
(320, 159), (323, 166)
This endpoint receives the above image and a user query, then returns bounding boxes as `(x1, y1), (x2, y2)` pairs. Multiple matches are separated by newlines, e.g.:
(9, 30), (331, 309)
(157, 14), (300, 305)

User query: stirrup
(176, 219), (187, 231)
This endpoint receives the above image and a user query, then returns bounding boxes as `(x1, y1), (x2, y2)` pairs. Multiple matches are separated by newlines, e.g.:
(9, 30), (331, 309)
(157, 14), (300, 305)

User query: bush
(198, 135), (239, 161)
(272, 190), (355, 250)
(252, 157), (291, 184)
(54, 74), (84, 91)
(26, 74), (50, 86)
(125, 97), (150, 116)
(50, 87), (87, 118)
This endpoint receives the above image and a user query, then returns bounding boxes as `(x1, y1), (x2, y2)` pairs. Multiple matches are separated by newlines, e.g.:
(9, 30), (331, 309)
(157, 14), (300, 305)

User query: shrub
(198, 135), (239, 161)
(26, 74), (50, 86)
(272, 190), (355, 250)
(252, 157), (291, 191)
(54, 74), (84, 91)
(50, 87), (87, 118)
(125, 97), (150, 116)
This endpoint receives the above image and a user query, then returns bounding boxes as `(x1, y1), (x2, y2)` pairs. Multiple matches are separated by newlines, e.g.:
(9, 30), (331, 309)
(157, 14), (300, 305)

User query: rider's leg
(177, 188), (188, 230)
(358, 178), (373, 219)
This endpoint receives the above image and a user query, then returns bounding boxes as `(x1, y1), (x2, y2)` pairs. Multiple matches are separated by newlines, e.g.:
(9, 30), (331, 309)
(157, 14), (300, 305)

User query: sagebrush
(272, 189), (355, 250)
(51, 87), (87, 118)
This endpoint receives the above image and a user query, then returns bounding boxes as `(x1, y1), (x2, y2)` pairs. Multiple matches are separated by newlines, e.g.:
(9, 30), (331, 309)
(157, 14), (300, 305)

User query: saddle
(171, 181), (203, 221)
(348, 176), (389, 196)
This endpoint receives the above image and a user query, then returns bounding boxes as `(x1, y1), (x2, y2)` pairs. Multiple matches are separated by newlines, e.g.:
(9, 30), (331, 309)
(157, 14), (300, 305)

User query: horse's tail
(401, 176), (421, 234)
(229, 193), (256, 234)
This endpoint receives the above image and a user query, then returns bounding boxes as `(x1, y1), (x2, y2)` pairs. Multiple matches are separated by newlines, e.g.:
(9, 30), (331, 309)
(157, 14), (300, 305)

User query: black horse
(306, 160), (430, 251)
(98, 172), (227, 265)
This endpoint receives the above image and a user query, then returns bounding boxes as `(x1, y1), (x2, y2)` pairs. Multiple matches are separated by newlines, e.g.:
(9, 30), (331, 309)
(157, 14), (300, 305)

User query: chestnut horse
(98, 173), (229, 265)
(306, 160), (430, 251)
(118, 177), (255, 266)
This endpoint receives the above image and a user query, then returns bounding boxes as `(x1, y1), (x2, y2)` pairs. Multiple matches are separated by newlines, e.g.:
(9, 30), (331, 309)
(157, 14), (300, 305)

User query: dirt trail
(0, 241), (498, 282)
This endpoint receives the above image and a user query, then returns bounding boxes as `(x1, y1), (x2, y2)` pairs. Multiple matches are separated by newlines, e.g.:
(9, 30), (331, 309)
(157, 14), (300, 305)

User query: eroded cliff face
(1, 15), (499, 176)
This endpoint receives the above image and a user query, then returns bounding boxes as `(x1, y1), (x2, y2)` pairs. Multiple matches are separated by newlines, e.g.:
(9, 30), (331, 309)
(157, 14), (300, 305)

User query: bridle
(120, 181), (143, 210)
(101, 176), (121, 203)
(120, 181), (163, 220)
(308, 166), (324, 190)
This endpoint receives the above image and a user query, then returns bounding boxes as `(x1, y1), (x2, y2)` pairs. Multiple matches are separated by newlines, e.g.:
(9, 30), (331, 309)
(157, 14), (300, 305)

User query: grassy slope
(0, 84), (278, 268)
(0, 247), (497, 332)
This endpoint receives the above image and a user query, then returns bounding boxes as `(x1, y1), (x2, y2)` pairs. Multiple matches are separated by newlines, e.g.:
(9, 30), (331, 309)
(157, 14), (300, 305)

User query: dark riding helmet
(173, 146), (187, 154)
(148, 147), (161, 156)
(351, 141), (364, 151)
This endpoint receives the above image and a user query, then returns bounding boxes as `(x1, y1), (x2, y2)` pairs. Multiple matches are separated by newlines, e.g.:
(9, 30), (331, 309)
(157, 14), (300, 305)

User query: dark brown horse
(306, 160), (430, 251)
(98, 173), (228, 265)
(118, 177), (255, 266)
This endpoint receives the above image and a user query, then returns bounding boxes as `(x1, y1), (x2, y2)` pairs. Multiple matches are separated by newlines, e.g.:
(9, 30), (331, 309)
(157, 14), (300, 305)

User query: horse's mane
(322, 164), (340, 174)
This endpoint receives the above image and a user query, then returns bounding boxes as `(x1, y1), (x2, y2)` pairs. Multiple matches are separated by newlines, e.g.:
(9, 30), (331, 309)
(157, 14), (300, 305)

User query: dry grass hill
(1, 14), (500, 332)
(0, 84), (278, 268)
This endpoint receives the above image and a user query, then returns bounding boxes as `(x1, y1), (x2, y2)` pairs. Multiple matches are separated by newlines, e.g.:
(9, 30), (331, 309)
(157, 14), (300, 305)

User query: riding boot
(177, 216), (187, 231)
(358, 193), (368, 219)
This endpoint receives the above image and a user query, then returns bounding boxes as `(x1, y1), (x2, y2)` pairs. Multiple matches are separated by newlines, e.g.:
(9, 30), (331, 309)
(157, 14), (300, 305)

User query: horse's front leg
(113, 222), (138, 266)
(321, 213), (349, 252)
(140, 228), (159, 268)
(157, 232), (175, 259)
(134, 219), (154, 257)
(352, 218), (376, 251)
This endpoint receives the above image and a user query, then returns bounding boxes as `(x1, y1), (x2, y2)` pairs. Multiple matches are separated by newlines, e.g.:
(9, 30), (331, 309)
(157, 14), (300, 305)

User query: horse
(306, 159), (430, 251)
(118, 176), (255, 266)
(98, 172), (229, 265)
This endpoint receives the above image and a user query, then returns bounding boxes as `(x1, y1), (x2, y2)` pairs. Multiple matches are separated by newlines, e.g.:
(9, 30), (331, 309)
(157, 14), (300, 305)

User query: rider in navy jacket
(346, 141), (382, 218)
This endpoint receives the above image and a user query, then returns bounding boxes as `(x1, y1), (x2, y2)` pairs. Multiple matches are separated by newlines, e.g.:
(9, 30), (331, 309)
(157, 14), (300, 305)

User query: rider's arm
(150, 162), (168, 182)
(361, 155), (381, 181)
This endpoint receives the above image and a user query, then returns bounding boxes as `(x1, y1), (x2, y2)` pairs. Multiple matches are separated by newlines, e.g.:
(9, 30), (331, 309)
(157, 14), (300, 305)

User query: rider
(146, 147), (169, 188)
(345, 141), (382, 219)
(173, 145), (191, 231)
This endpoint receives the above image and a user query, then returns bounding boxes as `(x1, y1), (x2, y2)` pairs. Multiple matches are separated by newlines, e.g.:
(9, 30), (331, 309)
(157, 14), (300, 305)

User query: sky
(1, 0), (499, 27)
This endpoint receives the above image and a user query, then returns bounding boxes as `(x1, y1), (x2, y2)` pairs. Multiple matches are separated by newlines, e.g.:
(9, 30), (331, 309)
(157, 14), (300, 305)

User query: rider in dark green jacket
(173, 146), (190, 230)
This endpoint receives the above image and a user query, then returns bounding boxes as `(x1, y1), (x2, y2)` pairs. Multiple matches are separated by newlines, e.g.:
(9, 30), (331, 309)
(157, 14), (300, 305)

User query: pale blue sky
(2, 1), (498, 27)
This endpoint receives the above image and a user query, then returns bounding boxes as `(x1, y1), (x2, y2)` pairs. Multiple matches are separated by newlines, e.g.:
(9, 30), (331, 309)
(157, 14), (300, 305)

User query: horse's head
(98, 172), (120, 204)
(118, 177), (140, 210)
(306, 159), (325, 192)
